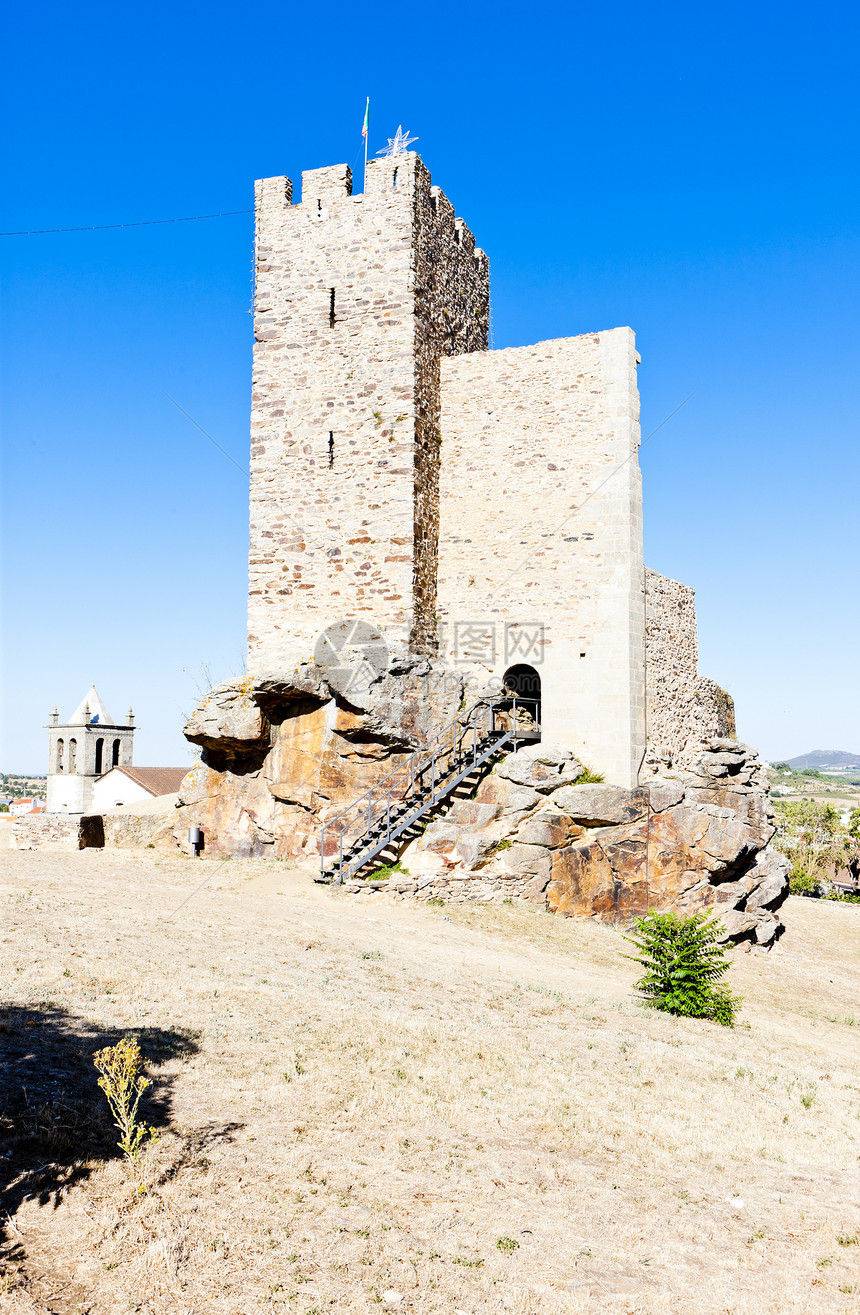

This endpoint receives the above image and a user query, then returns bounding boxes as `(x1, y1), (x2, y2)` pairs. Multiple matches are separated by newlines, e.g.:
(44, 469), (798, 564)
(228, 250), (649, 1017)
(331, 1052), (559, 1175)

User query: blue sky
(2, 0), (858, 772)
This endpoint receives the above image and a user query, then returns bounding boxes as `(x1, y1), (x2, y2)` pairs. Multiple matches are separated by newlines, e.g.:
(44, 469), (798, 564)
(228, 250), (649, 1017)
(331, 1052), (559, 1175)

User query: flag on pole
(361, 98), (369, 139)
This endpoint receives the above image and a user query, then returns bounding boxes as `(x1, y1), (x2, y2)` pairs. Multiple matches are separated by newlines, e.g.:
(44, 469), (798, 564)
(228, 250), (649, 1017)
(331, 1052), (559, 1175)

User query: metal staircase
(319, 696), (538, 884)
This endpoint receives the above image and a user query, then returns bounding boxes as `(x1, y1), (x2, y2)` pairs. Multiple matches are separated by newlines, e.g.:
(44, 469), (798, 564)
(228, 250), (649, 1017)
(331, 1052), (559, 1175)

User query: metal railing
(319, 695), (539, 884)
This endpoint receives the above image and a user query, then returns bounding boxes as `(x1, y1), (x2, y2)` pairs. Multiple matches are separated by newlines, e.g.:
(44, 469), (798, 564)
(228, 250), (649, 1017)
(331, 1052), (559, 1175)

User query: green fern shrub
(624, 911), (741, 1027)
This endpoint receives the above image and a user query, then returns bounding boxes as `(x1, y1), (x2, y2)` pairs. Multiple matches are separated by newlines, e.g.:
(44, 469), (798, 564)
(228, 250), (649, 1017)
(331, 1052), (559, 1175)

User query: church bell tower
(46, 685), (135, 814)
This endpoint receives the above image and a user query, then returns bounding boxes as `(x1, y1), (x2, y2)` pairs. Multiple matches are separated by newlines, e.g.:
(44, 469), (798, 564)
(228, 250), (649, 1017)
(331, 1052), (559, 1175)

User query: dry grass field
(1, 849), (860, 1314)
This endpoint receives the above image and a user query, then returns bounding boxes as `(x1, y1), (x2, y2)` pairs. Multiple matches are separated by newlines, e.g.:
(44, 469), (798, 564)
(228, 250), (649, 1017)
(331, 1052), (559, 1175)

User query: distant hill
(785, 750), (860, 771)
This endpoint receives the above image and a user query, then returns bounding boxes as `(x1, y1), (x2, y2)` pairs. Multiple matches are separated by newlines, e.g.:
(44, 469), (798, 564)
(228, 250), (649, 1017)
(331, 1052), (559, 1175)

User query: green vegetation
(624, 912), (741, 1027)
(770, 764), (860, 794)
(576, 766), (605, 784)
(364, 860), (408, 884)
(0, 773), (47, 802)
(772, 799), (859, 898)
(486, 837), (513, 856)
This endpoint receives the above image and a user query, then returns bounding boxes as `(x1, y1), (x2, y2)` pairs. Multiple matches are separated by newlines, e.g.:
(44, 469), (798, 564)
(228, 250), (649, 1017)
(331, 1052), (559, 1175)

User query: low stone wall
(343, 871), (537, 903)
(97, 810), (178, 849)
(8, 814), (90, 850)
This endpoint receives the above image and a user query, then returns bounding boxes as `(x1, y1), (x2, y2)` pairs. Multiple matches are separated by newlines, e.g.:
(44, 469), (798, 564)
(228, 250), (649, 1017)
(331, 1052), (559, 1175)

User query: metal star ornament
(377, 126), (418, 157)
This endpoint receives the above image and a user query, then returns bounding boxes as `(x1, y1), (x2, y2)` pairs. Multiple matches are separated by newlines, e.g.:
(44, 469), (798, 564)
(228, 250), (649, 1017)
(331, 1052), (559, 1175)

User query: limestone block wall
(644, 567), (735, 766)
(248, 153), (488, 672)
(437, 329), (646, 787)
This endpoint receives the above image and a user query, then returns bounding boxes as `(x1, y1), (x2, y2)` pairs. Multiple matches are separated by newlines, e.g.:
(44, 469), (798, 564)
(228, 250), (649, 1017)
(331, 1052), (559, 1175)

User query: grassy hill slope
(1, 852), (859, 1313)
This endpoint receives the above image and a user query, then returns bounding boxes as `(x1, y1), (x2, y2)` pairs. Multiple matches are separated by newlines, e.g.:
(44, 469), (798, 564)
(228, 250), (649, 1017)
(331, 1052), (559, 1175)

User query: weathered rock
(647, 778), (686, 812)
(445, 801), (503, 828)
(453, 832), (499, 868)
(495, 744), (584, 793)
(172, 659), (485, 861)
(714, 907), (759, 941)
(515, 811), (585, 849)
(492, 842), (552, 878)
(547, 840), (617, 916)
(157, 658), (791, 948)
(553, 784), (648, 827)
(473, 774), (543, 816)
(184, 679), (267, 753)
(431, 741), (788, 946)
(744, 847), (790, 912)
(753, 913), (780, 945)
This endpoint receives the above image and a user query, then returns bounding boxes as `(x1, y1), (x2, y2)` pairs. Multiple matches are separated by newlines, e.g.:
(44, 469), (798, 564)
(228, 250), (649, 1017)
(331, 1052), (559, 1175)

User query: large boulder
(495, 744), (584, 793)
(401, 738), (790, 947)
(172, 657), (497, 861)
(553, 784), (649, 827)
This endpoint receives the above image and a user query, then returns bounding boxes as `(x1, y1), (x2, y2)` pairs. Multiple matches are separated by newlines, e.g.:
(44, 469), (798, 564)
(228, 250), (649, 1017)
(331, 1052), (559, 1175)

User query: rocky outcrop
(395, 740), (789, 947)
(172, 658), (497, 860)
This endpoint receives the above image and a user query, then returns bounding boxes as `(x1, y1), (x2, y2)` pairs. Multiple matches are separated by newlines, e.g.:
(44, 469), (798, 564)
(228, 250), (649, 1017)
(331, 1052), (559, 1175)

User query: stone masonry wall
(248, 153), (488, 672)
(437, 330), (646, 786)
(645, 568), (735, 767)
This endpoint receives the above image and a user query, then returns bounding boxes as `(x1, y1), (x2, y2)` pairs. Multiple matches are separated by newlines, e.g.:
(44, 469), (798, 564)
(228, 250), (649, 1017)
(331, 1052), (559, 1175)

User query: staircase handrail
(319, 695), (522, 883)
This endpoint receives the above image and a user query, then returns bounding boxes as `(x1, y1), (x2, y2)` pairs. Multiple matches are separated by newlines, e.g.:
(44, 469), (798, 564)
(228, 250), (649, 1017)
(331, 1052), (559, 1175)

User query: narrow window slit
(329, 288), (336, 327)
(393, 168), (398, 188)
(328, 432), (334, 467)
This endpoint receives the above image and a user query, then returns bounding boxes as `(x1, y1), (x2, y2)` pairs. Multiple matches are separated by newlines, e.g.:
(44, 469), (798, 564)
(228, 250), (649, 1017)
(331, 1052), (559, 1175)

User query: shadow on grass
(0, 1003), (201, 1263)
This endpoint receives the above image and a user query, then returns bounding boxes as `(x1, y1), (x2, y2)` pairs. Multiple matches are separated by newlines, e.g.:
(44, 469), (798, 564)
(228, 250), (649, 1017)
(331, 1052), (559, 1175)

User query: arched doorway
(94, 738), (104, 775)
(502, 664), (541, 741)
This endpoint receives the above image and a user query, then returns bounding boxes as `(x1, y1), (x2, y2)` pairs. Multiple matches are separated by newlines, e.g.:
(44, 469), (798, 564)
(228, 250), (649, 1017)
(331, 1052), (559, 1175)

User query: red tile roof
(109, 767), (188, 797)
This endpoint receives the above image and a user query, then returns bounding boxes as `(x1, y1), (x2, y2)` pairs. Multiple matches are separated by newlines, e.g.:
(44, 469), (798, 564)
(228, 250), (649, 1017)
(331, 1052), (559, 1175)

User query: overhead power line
(0, 209), (253, 237)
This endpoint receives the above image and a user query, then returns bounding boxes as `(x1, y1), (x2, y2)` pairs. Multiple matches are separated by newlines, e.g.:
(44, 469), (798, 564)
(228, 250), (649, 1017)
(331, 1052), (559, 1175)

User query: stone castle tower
(248, 152), (720, 787)
(46, 685), (135, 814)
(250, 152), (489, 662)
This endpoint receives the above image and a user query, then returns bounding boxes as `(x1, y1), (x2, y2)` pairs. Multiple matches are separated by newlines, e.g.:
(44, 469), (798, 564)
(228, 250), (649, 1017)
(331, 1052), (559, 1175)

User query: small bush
(426, 897), (444, 907)
(496, 1236), (519, 1254)
(365, 860), (408, 883)
(788, 867), (821, 897)
(486, 837), (512, 855)
(576, 766), (605, 784)
(93, 1037), (157, 1162)
(624, 912), (741, 1027)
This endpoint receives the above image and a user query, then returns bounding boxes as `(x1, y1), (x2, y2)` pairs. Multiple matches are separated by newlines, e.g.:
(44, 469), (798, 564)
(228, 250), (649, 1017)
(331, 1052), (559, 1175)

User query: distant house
(9, 798), (45, 816)
(90, 767), (188, 811)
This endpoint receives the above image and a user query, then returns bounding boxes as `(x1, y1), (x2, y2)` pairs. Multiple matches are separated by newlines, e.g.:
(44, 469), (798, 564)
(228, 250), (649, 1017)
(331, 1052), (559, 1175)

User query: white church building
(46, 685), (135, 814)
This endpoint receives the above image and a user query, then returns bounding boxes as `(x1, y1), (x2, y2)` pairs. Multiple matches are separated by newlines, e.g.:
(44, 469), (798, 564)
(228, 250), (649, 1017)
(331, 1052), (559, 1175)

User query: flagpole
(363, 98), (369, 192)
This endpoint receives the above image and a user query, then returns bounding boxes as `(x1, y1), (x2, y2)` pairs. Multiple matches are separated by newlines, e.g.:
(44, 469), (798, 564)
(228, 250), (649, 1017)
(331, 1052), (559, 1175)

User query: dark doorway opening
(502, 664), (541, 740)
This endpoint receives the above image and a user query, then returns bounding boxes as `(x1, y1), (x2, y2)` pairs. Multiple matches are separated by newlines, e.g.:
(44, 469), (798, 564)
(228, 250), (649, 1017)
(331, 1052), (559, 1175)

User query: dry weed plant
(93, 1036), (156, 1165)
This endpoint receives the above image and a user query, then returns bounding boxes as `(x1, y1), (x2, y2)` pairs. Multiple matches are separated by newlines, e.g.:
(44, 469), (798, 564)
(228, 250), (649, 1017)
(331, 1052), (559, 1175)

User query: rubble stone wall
(437, 330), (645, 786)
(8, 814), (84, 850)
(645, 567), (735, 767)
(249, 154), (488, 671)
